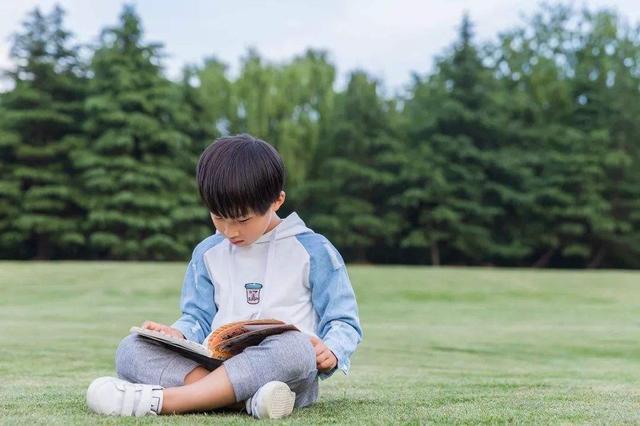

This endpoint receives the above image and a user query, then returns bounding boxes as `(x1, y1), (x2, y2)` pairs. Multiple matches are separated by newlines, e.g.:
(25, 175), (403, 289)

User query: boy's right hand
(142, 320), (185, 339)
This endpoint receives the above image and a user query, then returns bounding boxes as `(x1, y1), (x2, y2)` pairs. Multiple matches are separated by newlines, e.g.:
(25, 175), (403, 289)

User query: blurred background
(1, 0), (640, 268)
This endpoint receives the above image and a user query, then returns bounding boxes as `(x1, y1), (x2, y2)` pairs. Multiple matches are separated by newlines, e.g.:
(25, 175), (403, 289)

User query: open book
(130, 319), (298, 370)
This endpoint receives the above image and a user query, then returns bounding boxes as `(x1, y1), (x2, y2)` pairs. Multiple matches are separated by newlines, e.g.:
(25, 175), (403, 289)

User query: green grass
(1, 262), (639, 424)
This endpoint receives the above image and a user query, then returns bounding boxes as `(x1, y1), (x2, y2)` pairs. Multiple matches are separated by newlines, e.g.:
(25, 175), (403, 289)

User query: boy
(86, 134), (362, 419)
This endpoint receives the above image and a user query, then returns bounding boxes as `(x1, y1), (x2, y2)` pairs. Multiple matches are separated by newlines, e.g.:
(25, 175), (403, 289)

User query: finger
(142, 321), (159, 330)
(322, 362), (335, 371)
(320, 357), (336, 370)
(171, 328), (185, 338)
(318, 360), (332, 371)
(319, 348), (331, 359)
(309, 336), (321, 347)
(314, 344), (324, 356)
(316, 352), (330, 365)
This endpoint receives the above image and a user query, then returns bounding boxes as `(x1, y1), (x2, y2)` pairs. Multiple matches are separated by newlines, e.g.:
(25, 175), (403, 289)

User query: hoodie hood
(252, 212), (312, 244)
(221, 211), (312, 321)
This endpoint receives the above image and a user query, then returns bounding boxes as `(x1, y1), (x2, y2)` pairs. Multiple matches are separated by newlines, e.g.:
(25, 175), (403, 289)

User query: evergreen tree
(74, 5), (192, 259)
(301, 71), (401, 261)
(2, 6), (86, 259)
(170, 59), (231, 252)
(494, 5), (617, 267)
(399, 15), (509, 265)
(0, 2), (638, 266)
(570, 10), (640, 267)
(0, 98), (23, 258)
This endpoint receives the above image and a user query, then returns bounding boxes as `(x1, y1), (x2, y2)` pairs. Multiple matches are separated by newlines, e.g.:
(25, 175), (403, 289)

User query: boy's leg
(161, 330), (318, 413)
(161, 365), (236, 413)
(115, 333), (205, 387)
(224, 330), (319, 408)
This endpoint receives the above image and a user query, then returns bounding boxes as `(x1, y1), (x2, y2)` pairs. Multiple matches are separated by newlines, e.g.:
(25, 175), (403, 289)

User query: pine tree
(570, 10), (640, 267)
(170, 60), (230, 252)
(494, 5), (617, 267)
(301, 71), (401, 261)
(0, 98), (23, 258)
(74, 5), (192, 259)
(2, 6), (86, 259)
(399, 15), (509, 265)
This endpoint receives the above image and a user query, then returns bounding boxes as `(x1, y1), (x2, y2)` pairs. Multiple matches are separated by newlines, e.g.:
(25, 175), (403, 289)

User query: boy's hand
(309, 336), (338, 373)
(142, 320), (185, 339)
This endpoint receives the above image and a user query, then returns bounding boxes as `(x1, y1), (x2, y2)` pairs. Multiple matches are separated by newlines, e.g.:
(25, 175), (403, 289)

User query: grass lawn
(1, 262), (639, 424)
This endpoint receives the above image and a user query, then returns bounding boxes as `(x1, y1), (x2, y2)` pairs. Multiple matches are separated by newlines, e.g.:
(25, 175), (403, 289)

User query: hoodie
(172, 211), (363, 378)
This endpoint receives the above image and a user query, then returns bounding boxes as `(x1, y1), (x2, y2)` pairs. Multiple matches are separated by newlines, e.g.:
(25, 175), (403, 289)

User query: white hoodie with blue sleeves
(171, 211), (363, 378)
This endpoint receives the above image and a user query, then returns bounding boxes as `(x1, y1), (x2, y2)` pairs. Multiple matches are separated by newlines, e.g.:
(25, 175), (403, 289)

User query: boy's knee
(115, 334), (146, 381)
(274, 331), (317, 380)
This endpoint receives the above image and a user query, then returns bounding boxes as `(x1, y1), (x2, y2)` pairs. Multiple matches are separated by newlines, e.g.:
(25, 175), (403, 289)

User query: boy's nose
(225, 226), (240, 238)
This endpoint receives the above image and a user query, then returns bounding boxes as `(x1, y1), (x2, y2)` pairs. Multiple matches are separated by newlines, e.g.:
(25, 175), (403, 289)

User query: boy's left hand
(309, 336), (338, 373)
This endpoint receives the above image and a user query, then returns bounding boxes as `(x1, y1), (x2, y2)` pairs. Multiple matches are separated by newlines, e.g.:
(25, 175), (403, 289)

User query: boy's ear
(272, 191), (286, 212)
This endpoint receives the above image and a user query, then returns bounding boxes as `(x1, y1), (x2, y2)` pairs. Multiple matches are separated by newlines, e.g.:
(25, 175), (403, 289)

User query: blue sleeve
(300, 234), (363, 380)
(171, 236), (222, 343)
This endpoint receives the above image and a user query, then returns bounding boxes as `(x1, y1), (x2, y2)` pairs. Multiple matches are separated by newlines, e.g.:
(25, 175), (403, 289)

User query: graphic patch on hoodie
(244, 282), (263, 304)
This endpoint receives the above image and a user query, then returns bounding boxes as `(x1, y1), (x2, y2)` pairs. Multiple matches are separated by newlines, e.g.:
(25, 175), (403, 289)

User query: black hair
(196, 134), (285, 219)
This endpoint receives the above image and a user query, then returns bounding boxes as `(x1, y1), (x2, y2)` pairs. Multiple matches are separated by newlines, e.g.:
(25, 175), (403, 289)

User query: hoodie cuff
(320, 337), (351, 380)
(171, 318), (203, 343)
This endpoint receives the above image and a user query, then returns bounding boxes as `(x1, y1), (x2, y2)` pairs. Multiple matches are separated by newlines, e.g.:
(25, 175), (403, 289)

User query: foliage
(1, 4), (639, 267)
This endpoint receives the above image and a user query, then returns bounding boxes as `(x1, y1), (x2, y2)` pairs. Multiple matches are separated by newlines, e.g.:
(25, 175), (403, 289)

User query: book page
(129, 326), (212, 357)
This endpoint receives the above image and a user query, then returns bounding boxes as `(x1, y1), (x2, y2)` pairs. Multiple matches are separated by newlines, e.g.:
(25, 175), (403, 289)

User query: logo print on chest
(244, 282), (263, 304)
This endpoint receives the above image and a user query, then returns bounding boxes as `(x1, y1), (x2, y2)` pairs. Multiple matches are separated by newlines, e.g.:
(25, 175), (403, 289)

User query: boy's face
(210, 191), (285, 247)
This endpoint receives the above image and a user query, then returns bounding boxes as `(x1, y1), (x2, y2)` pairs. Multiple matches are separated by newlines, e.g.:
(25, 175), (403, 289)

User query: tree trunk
(35, 234), (50, 260)
(532, 248), (554, 268)
(587, 245), (606, 269)
(430, 241), (440, 266)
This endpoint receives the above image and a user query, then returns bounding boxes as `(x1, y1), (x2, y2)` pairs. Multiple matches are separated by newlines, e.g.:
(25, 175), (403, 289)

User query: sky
(1, 0), (639, 93)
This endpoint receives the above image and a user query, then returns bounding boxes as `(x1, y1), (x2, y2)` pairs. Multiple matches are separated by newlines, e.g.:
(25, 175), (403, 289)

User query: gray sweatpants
(115, 330), (319, 409)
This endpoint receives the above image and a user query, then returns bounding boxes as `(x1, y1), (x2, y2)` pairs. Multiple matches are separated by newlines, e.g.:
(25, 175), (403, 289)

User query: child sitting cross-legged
(86, 134), (363, 419)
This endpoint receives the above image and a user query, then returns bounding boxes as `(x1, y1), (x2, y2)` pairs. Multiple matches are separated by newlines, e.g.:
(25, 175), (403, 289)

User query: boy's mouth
(230, 239), (244, 245)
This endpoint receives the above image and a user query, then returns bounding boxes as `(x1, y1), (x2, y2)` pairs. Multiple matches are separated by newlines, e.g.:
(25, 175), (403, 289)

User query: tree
(399, 15), (509, 265)
(493, 5), (625, 267)
(170, 59), (232, 252)
(0, 98), (23, 258)
(73, 5), (193, 259)
(231, 49), (336, 198)
(1, 5), (86, 259)
(571, 9), (640, 267)
(300, 71), (401, 261)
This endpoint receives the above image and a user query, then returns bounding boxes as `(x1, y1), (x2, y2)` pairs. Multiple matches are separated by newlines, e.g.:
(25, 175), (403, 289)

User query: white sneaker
(86, 376), (164, 416)
(246, 381), (296, 419)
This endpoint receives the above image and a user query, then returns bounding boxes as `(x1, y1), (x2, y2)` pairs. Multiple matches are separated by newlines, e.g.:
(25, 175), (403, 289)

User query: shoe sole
(263, 382), (296, 419)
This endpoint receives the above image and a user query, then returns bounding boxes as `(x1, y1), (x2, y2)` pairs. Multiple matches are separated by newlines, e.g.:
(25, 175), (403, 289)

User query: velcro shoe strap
(134, 386), (153, 416)
(120, 385), (136, 416)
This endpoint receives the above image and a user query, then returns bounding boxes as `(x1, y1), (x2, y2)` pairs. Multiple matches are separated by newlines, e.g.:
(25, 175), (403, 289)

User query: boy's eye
(211, 215), (251, 223)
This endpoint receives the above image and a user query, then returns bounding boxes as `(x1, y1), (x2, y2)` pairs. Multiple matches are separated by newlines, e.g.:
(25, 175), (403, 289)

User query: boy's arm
(171, 247), (217, 343)
(309, 238), (363, 379)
